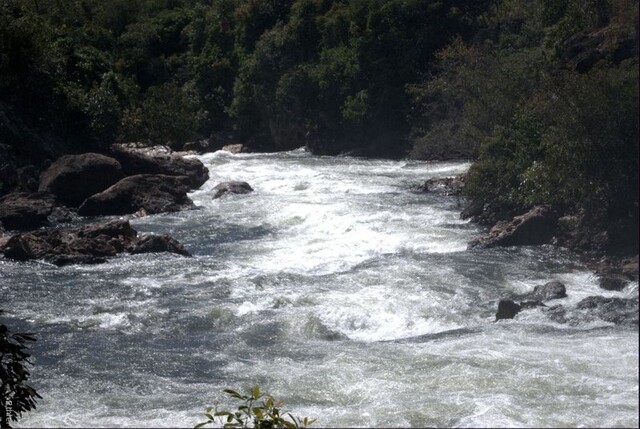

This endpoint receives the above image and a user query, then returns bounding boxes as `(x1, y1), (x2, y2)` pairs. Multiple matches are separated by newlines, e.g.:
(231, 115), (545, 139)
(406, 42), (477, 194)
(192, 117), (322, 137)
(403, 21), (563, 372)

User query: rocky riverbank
(414, 174), (639, 327)
(0, 143), (210, 265)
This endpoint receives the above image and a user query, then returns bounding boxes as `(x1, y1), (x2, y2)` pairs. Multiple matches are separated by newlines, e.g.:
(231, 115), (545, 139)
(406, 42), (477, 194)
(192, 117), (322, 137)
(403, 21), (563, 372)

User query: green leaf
(282, 420), (297, 429)
(223, 389), (242, 398)
(251, 385), (260, 398)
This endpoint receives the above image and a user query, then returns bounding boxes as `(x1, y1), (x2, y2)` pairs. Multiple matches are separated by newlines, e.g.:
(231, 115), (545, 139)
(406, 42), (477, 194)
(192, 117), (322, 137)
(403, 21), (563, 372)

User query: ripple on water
(2, 151), (636, 428)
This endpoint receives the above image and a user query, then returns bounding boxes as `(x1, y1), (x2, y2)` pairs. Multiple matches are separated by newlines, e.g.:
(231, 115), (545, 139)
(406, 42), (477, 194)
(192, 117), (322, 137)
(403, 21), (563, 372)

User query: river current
(1, 149), (638, 427)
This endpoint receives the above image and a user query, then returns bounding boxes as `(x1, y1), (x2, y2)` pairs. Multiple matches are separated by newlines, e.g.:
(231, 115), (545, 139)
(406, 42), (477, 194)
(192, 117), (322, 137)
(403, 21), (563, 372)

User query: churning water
(1, 149), (638, 427)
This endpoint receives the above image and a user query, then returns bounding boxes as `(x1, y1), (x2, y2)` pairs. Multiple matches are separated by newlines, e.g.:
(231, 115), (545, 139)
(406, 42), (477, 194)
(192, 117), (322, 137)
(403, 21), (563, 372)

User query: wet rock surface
(524, 281), (567, 301)
(212, 181), (254, 199)
(38, 153), (125, 207)
(469, 205), (558, 249)
(0, 219), (191, 266)
(0, 192), (57, 230)
(78, 174), (194, 216)
(111, 143), (209, 189)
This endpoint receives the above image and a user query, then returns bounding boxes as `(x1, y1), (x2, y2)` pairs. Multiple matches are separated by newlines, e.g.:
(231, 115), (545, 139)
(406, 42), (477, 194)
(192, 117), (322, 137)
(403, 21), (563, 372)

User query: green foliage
(0, 0), (494, 156)
(409, 0), (638, 243)
(196, 385), (315, 429)
(0, 310), (41, 429)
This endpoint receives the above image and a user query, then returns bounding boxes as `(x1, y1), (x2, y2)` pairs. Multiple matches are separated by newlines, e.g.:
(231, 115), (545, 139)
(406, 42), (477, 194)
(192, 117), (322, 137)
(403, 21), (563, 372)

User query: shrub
(195, 385), (315, 429)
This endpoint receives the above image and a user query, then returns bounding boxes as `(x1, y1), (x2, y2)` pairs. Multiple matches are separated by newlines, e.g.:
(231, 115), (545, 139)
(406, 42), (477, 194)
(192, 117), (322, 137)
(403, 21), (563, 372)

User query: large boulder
(78, 174), (194, 217)
(111, 143), (208, 189)
(0, 219), (191, 266)
(38, 153), (124, 207)
(212, 181), (254, 199)
(468, 205), (558, 249)
(0, 192), (56, 230)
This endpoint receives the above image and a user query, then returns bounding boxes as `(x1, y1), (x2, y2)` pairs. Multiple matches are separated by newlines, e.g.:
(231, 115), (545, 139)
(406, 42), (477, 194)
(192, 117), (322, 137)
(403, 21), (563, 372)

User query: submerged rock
(212, 181), (254, 199)
(576, 296), (639, 327)
(597, 275), (629, 291)
(129, 234), (191, 257)
(0, 219), (191, 265)
(542, 304), (568, 324)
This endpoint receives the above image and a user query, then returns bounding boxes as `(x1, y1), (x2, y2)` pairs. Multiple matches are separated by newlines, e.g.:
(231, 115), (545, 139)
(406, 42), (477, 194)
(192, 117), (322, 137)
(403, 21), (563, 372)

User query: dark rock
(411, 175), (465, 196)
(38, 153), (124, 207)
(576, 296), (639, 326)
(0, 219), (190, 265)
(597, 275), (629, 291)
(212, 181), (254, 199)
(0, 192), (56, 230)
(527, 281), (567, 301)
(129, 234), (191, 257)
(1, 233), (50, 261)
(468, 205), (558, 249)
(111, 143), (209, 189)
(78, 174), (194, 216)
(495, 300), (521, 320)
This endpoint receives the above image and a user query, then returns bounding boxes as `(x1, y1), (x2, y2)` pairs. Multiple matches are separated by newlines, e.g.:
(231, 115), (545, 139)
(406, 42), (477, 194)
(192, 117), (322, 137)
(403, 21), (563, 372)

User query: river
(1, 149), (638, 427)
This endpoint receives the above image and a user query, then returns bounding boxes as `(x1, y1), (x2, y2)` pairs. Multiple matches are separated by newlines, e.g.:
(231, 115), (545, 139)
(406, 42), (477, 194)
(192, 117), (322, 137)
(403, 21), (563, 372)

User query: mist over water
(1, 149), (638, 427)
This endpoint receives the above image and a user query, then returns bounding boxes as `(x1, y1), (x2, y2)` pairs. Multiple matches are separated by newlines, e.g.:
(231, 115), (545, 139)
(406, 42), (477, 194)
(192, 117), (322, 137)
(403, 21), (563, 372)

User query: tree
(0, 310), (41, 429)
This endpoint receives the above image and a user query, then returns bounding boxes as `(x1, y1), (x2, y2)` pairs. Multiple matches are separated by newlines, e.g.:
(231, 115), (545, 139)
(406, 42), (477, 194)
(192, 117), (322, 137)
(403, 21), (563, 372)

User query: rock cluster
(0, 144), (209, 265)
(495, 279), (637, 327)
(0, 219), (190, 266)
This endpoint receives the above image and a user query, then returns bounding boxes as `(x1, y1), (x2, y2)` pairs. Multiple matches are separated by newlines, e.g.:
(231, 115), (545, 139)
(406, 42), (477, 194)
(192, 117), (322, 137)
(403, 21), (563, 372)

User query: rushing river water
(1, 150), (638, 428)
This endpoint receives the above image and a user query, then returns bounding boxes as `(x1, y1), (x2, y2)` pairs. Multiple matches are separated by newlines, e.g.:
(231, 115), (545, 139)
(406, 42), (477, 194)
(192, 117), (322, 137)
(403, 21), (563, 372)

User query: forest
(1, 0), (638, 254)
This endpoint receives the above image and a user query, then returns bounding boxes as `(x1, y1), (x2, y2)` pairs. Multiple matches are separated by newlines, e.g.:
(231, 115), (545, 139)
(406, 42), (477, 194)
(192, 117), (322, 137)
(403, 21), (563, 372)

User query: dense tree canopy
(1, 0), (637, 253)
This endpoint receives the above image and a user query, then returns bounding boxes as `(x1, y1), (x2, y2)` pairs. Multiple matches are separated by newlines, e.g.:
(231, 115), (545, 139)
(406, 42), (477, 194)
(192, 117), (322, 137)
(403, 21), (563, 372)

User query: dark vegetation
(196, 385), (315, 428)
(1, 0), (637, 254)
(0, 310), (40, 429)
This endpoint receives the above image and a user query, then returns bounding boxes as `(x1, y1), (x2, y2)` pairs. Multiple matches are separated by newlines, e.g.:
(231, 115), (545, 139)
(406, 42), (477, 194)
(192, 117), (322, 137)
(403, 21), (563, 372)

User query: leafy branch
(0, 310), (41, 429)
(195, 385), (315, 429)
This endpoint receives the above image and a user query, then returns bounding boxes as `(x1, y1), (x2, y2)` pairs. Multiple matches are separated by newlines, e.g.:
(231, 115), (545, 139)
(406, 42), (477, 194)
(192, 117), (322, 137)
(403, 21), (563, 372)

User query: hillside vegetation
(1, 0), (637, 254)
